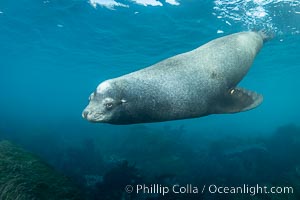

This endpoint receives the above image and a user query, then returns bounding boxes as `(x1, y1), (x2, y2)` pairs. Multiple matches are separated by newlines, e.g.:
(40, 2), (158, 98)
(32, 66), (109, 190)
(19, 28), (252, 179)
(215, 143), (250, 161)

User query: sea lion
(82, 31), (268, 125)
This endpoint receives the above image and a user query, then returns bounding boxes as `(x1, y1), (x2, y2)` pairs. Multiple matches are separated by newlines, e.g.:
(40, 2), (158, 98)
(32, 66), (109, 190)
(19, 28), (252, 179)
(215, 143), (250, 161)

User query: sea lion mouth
(92, 112), (105, 122)
(82, 110), (105, 122)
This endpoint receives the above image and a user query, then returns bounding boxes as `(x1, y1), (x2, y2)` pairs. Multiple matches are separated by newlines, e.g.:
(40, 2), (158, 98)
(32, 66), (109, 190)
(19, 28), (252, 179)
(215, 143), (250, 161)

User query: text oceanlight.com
(124, 184), (294, 196)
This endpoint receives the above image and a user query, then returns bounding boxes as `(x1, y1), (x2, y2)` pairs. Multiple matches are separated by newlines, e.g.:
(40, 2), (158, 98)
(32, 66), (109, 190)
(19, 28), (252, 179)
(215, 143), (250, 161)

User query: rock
(0, 140), (82, 200)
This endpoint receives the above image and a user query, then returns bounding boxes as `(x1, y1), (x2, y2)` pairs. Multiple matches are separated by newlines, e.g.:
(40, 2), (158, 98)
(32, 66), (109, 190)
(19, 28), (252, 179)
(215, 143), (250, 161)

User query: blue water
(1, 0), (300, 199)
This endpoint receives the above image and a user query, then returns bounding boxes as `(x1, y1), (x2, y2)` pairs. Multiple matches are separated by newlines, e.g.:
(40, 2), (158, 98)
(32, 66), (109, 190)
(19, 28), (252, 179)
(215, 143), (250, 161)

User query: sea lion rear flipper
(212, 87), (263, 114)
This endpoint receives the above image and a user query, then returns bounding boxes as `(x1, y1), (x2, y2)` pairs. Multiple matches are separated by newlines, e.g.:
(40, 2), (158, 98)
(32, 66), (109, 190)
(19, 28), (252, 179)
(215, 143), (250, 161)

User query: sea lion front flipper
(212, 87), (263, 114)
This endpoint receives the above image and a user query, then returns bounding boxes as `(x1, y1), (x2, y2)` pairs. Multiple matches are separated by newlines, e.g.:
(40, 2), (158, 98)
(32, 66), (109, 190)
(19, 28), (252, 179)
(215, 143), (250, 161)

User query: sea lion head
(82, 80), (127, 124)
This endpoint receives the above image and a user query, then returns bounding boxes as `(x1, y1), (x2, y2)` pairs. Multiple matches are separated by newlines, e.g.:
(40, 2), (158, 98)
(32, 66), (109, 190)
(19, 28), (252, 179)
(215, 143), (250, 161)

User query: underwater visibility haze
(0, 0), (300, 199)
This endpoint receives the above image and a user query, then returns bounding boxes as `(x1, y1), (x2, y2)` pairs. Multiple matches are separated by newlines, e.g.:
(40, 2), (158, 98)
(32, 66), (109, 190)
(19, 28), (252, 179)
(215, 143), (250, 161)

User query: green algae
(0, 140), (82, 200)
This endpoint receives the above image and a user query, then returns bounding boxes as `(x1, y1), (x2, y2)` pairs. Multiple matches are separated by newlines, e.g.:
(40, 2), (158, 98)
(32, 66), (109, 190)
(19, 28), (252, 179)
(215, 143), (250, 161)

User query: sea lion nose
(82, 110), (89, 118)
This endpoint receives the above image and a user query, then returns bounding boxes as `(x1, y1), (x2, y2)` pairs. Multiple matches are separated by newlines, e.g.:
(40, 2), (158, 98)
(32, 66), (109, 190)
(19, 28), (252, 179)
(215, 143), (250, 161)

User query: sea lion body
(82, 31), (266, 124)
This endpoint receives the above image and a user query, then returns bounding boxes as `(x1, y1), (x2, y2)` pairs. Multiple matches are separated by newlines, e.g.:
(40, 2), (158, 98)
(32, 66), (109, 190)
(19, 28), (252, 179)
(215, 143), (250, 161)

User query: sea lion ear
(211, 87), (263, 114)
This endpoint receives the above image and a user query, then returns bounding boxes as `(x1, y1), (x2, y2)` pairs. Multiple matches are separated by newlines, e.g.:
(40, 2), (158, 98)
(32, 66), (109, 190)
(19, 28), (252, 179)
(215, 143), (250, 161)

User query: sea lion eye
(105, 102), (113, 109)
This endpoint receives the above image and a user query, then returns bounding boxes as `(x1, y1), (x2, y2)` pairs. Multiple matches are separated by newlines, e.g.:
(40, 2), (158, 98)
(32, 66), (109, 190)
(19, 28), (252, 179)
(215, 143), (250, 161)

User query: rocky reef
(1, 123), (300, 200)
(0, 140), (82, 200)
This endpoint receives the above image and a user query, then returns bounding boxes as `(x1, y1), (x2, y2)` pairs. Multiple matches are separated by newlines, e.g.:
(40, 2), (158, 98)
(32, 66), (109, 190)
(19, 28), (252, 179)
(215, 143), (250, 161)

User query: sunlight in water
(213, 0), (300, 35)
